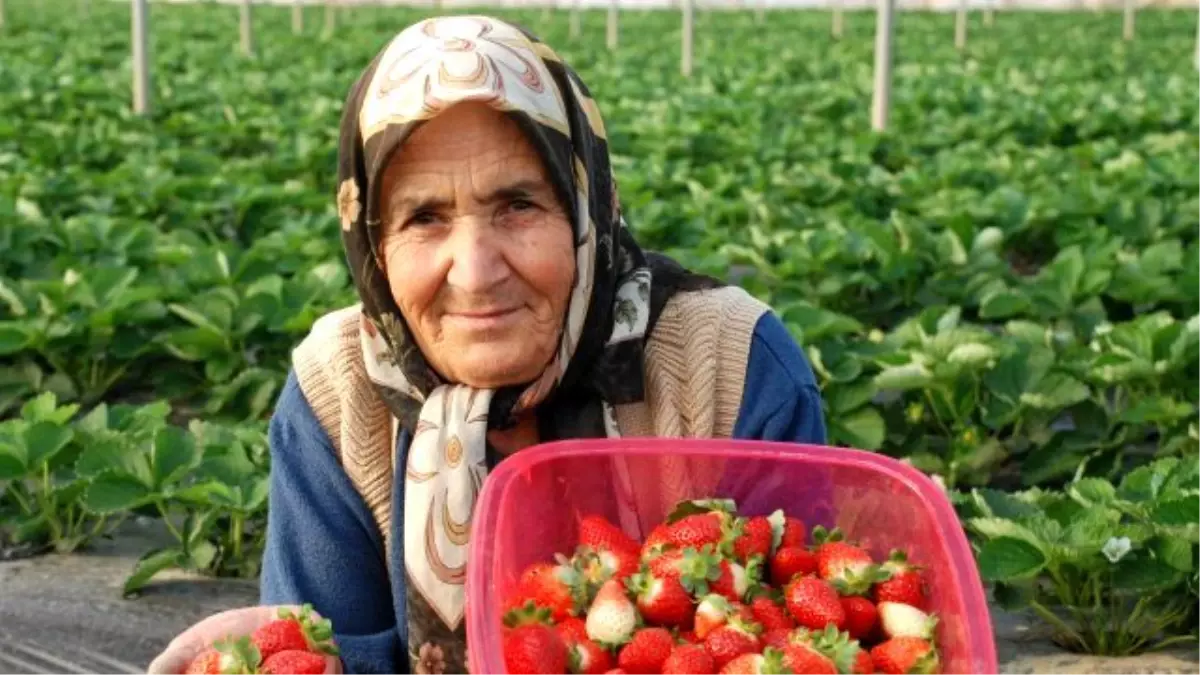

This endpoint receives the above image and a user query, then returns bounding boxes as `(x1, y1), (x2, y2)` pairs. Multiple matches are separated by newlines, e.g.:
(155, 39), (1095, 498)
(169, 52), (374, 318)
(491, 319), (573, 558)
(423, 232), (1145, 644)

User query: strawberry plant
(958, 455), (1199, 655)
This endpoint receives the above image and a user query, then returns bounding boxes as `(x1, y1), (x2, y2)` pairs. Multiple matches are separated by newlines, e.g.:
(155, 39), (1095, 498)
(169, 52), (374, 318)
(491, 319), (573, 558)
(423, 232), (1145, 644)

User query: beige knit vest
(291, 286), (770, 557)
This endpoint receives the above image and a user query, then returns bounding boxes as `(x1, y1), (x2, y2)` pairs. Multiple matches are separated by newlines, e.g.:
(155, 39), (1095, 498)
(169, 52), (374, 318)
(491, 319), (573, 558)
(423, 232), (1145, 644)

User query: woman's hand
(146, 605), (343, 675)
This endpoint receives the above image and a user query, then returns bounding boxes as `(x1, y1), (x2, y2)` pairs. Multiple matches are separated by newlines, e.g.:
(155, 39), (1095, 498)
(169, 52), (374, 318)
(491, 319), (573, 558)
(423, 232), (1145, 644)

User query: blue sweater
(259, 312), (827, 674)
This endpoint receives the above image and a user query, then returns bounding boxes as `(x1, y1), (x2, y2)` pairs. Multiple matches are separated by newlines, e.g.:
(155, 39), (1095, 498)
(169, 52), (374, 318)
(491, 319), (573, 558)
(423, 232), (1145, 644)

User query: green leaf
(83, 472), (152, 514)
(1118, 397), (1194, 424)
(0, 323), (32, 356)
(980, 290), (1031, 319)
(1152, 496), (1200, 526)
(1069, 478), (1116, 507)
(24, 422), (74, 468)
(152, 426), (199, 490)
(826, 381), (877, 415)
(977, 537), (1047, 582)
(971, 489), (1043, 520)
(874, 363), (934, 391)
(0, 440), (27, 479)
(1152, 537), (1195, 573)
(188, 540), (219, 572)
(123, 547), (184, 596)
(1064, 508), (1118, 553)
(831, 406), (886, 451)
(1020, 374), (1090, 410)
(1112, 556), (1184, 591)
(968, 517), (1045, 551)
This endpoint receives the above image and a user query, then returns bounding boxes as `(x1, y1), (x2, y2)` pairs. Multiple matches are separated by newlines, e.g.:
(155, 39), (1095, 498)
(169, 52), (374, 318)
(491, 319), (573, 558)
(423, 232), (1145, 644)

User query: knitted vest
(291, 286), (770, 556)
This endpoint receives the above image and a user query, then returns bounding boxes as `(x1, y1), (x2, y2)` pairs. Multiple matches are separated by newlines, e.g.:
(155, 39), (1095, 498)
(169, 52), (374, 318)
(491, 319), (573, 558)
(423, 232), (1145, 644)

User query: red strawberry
(507, 561), (587, 623)
(662, 643), (717, 674)
(780, 517), (806, 548)
(869, 637), (939, 674)
(840, 596), (879, 641)
(568, 637), (615, 675)
(580, 515), (641, 555)
(693, 594), (734, 640)
(873, 551), (927, 611)
(618, 628), (675, 674)
(628, 568), (696, 628)
(649, 549), (687, 581)
(781, 641), (838, 675)
(579, 516), (643, 586)
(761, 628), (792, 651)
(678, 630), (701, 645)
(730, 516), (773, 564)
(877, 602), (937, 640)
(812, 528), (879, 595)
(586, 579), (640, 648)
(261, 650), (327, 675)
(505, 623), (570, 674)
(558, 617), (591, 644)
(643, 524), (674, 557)
(184, 637), (258, 675)
(717, 647), (786, 675)
(703, 617), (761, 670)
(852, 648), (874, 674)
(709, 559), (748, 604)
(748, 595), (795, 633)
(770, 546), (818, 586)
(667, 514), (726, 551)
(784, 577), (846, 631)
(251, 605), (339, 661)
(605, 670), (629, 675)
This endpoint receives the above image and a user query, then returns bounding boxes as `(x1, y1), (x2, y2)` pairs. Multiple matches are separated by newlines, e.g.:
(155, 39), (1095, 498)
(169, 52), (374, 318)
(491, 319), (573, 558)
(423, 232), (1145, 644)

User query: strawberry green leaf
(123, 547), (184, 597)
(83, 471), (153, 514)
(977, 537), (1047, 582)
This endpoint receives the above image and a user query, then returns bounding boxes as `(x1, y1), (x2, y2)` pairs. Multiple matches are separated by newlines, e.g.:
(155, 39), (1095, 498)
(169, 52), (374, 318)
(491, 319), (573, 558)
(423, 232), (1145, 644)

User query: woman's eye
(507, 198), (536, 213)
(408, 210), (439, 226)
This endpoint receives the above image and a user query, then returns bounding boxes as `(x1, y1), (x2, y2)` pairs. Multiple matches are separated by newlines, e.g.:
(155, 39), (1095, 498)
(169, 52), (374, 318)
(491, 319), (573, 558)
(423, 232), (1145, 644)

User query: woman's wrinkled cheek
(381, 234), (441, 338)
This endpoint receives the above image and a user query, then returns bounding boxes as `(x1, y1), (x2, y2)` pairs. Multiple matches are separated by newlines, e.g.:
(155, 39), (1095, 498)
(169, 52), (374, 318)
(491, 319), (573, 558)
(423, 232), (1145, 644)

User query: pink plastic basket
(465, 439), (997, 674)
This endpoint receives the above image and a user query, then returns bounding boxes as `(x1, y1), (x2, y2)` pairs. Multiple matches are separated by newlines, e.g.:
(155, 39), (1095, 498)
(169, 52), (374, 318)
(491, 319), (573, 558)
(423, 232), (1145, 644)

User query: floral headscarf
(334, 15), (724, 672)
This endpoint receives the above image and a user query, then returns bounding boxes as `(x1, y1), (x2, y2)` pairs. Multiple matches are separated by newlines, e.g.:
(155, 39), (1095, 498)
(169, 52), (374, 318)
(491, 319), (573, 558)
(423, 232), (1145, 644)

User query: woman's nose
(445, 216), (511, 294)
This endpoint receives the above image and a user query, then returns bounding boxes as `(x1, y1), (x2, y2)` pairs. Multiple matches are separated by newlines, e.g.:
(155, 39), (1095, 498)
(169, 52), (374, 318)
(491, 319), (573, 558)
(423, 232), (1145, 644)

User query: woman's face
(378, 102), (575, 389)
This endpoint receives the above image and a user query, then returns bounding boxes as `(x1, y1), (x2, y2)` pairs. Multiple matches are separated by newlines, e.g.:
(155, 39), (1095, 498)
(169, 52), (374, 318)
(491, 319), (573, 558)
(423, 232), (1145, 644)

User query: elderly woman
(149, 14), (825, 675)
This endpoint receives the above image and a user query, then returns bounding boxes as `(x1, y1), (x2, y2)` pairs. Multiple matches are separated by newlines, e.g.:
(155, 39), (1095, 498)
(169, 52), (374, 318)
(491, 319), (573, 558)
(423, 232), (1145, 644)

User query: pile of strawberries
(183, 605), (338, 674)
(501, 499), (941, 675)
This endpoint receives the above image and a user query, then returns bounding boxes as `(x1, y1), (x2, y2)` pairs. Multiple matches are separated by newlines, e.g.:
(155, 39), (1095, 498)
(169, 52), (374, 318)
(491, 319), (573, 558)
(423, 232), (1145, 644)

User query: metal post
(1122, 0), (1134, 41)
(606, 0), (618, 49)
(954, 0), (967, 50)
(832, 0), (844, 38)
(292, 0), (303, 34)
(681, 0), (694, 77)
(570, 0), (581, 39)
(132, 0), (151, 115)
(870, 0), (895, 131)
(240, 0), (254, 57)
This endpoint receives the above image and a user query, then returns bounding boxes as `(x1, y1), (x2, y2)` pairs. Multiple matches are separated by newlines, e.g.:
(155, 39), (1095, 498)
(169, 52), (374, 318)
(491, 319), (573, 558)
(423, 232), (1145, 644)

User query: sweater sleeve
(732, 311), (828, 444)
(259, 370), (402, 675)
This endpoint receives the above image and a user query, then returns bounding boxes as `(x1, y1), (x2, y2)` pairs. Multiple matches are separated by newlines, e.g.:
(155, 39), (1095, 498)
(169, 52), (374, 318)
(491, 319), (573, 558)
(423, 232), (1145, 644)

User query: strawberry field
(0, 0), (1197, 667)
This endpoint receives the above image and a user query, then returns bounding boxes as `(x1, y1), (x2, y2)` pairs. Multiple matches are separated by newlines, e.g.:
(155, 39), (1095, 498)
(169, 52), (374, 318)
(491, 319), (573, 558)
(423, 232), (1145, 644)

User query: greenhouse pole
(323, 2), (335, 38)
(240, 0), (254, 57)
(132, 0), (151, 115)
(1122, 0), (1134, 41)
(756, 0), (764, 23)
(833, 0), (844, 39)
(954, 0), (967, 49)
(570, 0), (581, 39)
(607, 0), (618, 49)
(681, 0), (694, 77)
(292, 0), (303, 34)
(870, 0), (896, 131)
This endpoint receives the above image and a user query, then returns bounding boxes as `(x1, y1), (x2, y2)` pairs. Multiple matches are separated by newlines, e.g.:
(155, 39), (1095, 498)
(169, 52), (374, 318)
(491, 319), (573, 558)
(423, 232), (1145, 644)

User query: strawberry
(505, 623), (570, 674)
(784, 577), (846, 631)
(578, 516), (643, 588)
(628, 567), (696, 628)
(250, 604), (339, 661)
(568, 637), (615, 675)
(261, 650), (327, 675)
(781, 641), (838, 675)
(703, 617), (762, 670)
(668, 514), (727, 551)
(869, 637), (939, 674)
(710, 559), (749, 604)
(761, 628), (792, 651)
(558, 617), (591, 644)
(873, 551), (927, 611)
(586, 579), (640, 648)
(811, 528), (882, 596)
(770, 546), (818, 586)
(617, 628), (675, 674)
(851, 648), (874, 674)
(185, 637), (258, 675)
(662, 643), (717, 674)
(877, 602), (937, 640)
(729, 516), (773, 564)
(717, 647), (787, 675)
(748, 595), (794, 633)
(780, 517), (807, 548)
(643, 524), (674, 557)
(508, 561), (588, 623)
(649, 549), (688, 581)
(605, 670), (629, 675)
(693, 594), (734, 639)
(840, 596), (879, 641)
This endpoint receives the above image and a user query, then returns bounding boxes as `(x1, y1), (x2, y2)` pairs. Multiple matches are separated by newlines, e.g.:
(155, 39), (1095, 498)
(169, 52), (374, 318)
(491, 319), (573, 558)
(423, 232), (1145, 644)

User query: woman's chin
(440, 348), (550, 390)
